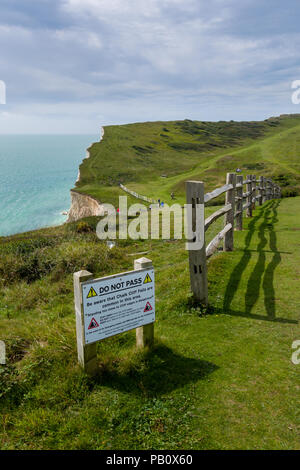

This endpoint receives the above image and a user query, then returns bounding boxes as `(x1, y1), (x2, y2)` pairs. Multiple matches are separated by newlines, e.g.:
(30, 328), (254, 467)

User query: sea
(0, 135), (99, 237)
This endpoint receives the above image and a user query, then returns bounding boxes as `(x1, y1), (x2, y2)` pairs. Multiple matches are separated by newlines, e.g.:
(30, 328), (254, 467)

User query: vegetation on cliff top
(75, 114), (300, 206)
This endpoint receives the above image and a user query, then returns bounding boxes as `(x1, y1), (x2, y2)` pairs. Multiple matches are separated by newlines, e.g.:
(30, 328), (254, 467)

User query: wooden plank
(243, 202), (252, 210)
(204, 183), (233, 203)
(224, 173), (236, 251)
(204, 204), (231, 231)
(206, 223), (232, 258)
(186, 181), (208, 305)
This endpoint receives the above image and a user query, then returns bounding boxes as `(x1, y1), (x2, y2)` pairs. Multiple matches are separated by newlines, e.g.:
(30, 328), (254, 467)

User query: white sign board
(82, 268), (155, 345)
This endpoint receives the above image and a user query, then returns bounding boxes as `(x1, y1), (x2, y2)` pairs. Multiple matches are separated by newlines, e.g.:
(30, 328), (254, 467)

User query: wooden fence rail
(186, 173), (281, 304)
(119, 183), (157, 204)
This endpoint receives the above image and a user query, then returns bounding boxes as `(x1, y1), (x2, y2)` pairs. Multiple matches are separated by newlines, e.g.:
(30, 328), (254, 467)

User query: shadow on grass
(93, 344), (218, 396)
(223, 200), (297, 324)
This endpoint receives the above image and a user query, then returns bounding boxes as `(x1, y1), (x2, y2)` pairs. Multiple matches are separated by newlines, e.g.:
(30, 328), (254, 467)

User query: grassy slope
(75, 115), (300, 207)
(0, 197), (299, 450)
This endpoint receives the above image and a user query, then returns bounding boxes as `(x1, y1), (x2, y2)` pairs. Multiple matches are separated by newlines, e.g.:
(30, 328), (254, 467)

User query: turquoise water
(0, 135), (98, 236)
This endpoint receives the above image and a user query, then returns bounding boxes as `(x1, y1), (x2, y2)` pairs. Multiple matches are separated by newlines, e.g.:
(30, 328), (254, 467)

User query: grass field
(0, 195), (299, 450)
(75, 115), (300, 208)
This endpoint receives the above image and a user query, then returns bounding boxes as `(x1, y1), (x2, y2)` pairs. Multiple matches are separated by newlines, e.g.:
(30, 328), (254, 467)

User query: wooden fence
(186, 174), (281, 305)
(119, 183), (157, 204)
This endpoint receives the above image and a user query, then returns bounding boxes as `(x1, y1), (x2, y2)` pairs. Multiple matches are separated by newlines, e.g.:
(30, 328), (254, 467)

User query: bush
(75, 221), (92, 233)
(281, 188), (299, 198)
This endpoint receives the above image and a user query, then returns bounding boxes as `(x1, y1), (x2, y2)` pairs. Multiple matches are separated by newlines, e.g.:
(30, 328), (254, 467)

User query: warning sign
(87, 287), (97, 298)
(144, 302), (153, 312)
(88, 317), (99, 330)
(82, 268), (155, 344)
(143, 273), (152, 284)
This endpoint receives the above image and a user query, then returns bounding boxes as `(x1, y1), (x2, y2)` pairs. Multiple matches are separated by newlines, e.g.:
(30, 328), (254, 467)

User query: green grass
(0, 197), (299, 450)
(76, 115), (300, 207)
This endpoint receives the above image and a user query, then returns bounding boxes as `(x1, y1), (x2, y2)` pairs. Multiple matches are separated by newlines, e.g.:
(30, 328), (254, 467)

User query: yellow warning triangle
(143, 273), (152, 284)
(87, 286), (97, 298)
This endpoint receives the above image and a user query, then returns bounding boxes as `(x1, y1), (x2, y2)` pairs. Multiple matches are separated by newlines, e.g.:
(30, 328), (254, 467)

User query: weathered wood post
(266, 179), (272, 200)
(246, 175), (253, 217)
(74, 270), (97, 375)
(251, 175), (257, 210)
(134, 257), (154, 348)
(235, 174), (243, 231)
(186, 181), (208, 305)
(269, 179), (273, 200)
(277, 184), (281, 199)
(262, 177), (267, 204)
(224, 172), (236, 251)
(258, 176), (263, 206)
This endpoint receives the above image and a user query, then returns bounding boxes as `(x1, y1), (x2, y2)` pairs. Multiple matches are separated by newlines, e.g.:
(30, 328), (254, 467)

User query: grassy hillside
(0, 197), (299, 450)
(75, 114), (300, 206)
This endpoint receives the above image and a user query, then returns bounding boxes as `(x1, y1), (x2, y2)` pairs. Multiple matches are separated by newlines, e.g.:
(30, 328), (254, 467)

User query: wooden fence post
(258, 176), (263, 206)
(74, 270), (97, 375)
(266, 179), (272, 200)
(251, 175), (257, 210)
(246, 175), (252, 217)
(224, 172), (236, 251)
(186, 181), (208, 305)
(262, 177), (267, 204)
(235, 174), (243, 231)
(134, 257), (155, 348)
(272, 181), (275, 199)
(277, 184), (281, 199)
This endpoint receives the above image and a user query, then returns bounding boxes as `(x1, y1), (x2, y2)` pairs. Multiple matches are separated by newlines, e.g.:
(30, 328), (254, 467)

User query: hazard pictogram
(143, 273), (152, 284)
(88, 317), (99, 330)
(87, 286), (97, 298)
(144, 301), (153, 312)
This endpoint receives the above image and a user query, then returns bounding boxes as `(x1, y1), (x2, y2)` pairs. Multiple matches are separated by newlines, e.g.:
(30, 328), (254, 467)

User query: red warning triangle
(144, 301), (153, 312)
(88, 317), (99, 330)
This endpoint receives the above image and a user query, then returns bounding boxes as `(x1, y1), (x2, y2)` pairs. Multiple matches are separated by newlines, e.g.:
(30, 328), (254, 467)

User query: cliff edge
(67, 190), (105, 222)
(67, 127), (105, 222)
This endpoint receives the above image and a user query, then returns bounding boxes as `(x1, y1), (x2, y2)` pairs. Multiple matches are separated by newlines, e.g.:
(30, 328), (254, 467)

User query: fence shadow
(223, 200), (297, 324)
(93, 344), (218, 397)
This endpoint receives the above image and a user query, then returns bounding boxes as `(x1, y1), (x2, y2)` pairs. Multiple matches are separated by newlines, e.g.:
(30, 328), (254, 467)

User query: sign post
(74, 258), (155, 374)
(134, 257), (154, 348)
(74, 270), (97, 375)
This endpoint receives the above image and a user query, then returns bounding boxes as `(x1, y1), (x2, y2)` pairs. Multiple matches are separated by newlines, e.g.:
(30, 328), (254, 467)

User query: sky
(0, 0), (300, 134)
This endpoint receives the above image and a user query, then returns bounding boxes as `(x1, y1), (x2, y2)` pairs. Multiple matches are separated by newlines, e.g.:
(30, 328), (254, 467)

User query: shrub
(75, 221), (93, 233)
(281, 188), (298, 198)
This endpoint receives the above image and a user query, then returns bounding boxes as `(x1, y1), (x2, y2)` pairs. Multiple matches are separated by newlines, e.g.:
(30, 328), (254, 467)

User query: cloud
(0, 0), (300, 132)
